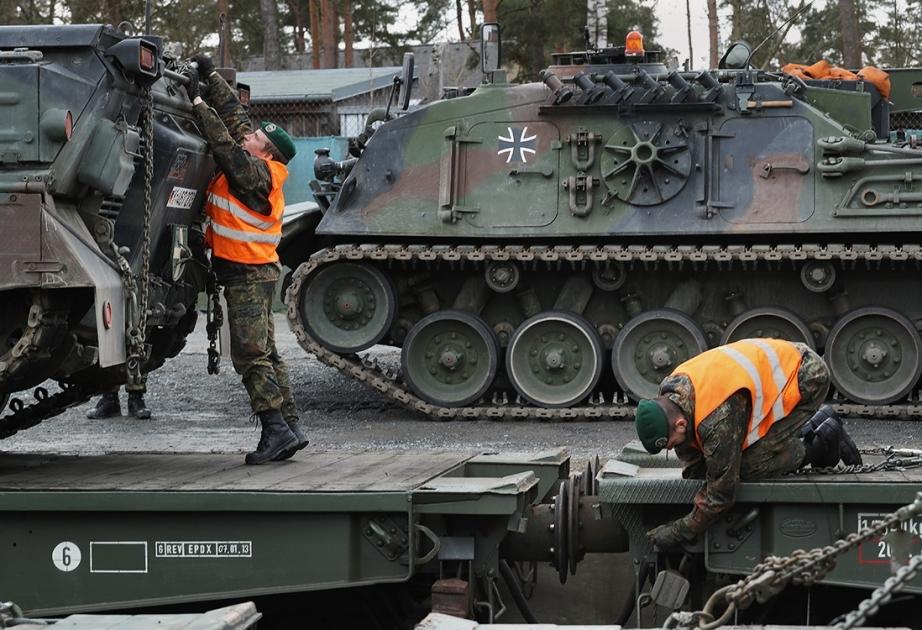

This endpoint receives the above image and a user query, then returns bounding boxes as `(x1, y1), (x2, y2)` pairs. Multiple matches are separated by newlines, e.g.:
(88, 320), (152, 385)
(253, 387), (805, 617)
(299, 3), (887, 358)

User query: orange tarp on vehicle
(781, 60), (890, 99)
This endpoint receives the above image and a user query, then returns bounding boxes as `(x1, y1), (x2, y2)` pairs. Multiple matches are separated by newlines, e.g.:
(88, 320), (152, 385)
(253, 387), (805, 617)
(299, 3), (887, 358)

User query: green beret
(260, 120), (296, 162)
(635, 399), (669, 454)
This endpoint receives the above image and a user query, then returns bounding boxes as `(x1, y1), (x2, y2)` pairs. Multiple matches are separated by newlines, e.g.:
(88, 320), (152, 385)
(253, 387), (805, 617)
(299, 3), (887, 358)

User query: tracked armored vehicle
(286, 26), (922, 420)
(0, 25), (211, 434)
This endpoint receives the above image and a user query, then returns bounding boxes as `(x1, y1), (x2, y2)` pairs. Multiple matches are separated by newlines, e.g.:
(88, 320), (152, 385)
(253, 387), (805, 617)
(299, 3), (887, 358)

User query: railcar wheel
(506, 311), (604, 408)
(612, 309), (708, 401)
(300, 262), (397, 353)
(825, 307), (922, 405)
(720, 307), (815, 349)
(402, 310), (498, 407)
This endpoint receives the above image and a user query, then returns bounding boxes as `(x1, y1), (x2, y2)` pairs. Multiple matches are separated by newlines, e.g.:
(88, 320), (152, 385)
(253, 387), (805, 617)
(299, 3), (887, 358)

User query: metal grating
(891, 110), (922, 129)
(248, 100), (334, 137)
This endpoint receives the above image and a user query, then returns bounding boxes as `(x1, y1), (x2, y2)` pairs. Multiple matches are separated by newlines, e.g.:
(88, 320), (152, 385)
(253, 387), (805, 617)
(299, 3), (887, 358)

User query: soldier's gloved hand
(647, 521), (698, 550)
(348, 125), (376, 157)
(182, 67), (200, 102)
(192, 53), (215, 77)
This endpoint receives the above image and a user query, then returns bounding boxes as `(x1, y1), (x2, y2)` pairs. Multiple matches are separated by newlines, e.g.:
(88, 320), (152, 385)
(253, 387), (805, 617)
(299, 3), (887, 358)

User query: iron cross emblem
(497, 126), (537, 164)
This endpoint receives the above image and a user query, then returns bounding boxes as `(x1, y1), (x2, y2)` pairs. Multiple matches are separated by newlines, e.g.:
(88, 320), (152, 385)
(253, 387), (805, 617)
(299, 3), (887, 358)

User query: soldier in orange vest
(183, 55), (308, 465)
(634, 339), (861, 549)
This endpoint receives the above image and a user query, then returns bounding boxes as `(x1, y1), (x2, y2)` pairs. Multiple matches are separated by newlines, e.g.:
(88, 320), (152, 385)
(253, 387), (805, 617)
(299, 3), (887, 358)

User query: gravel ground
(3, 313), (922, 458)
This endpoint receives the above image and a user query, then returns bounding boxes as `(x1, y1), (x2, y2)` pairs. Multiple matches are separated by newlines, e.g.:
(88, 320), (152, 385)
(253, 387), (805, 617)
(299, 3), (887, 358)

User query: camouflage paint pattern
(0, 25), (213, 402)
(318, 56), (919, 240)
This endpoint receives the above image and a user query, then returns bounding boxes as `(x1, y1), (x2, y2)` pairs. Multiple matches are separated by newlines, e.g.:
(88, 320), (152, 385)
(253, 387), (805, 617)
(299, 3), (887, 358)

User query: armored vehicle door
(455, 121), (560, 228)
(715, 117), (814, 223)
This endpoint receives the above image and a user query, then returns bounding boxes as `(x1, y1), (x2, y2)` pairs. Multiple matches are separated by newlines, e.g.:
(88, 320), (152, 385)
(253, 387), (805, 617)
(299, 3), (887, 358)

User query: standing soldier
(183, 54), (308, 465)
(633, 338), (861, 549)
(86, 381), (151, 420)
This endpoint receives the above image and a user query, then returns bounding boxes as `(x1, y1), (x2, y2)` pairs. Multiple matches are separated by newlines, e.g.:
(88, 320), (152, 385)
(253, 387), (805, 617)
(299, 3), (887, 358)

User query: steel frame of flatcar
(0, 450), (567, 615)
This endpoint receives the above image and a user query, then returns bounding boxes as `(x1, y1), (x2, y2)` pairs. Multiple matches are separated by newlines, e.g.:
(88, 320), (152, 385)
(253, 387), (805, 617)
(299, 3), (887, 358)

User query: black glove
(192, 53), (215, 77)
(182, 67), (200, 102)
(348, 125), (375, 157)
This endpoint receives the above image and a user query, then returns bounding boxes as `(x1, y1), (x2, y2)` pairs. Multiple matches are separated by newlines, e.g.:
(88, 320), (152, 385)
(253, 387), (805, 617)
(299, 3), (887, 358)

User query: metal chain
(791, 448), (922, 476)
(834, 551), (922, 629)
(285, 242), (922, 422)
(667, 492), (922, 630)
(124, 85), (155, 387)
(205, 270), (223, 375)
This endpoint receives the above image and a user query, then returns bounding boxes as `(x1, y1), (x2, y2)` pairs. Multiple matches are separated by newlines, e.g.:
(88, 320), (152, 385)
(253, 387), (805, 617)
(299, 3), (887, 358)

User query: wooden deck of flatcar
(0, 450), (476, 493)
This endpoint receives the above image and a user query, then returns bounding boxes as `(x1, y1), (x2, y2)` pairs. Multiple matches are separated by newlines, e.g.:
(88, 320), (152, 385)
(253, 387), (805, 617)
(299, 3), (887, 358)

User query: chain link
(835, 551), (922, 629)
(666, 492), (922, 630)
(124, 85), (155, 388)
(285, 242), (922, 422)
(205, 270), (223, 375)
(791, 448), (922, 476)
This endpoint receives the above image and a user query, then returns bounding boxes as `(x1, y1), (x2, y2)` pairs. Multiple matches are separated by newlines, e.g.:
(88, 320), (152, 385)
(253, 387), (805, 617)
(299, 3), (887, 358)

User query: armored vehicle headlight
(139, 42), (156, 72)
(40, 109), (74, 142)
(104, 38), (161, 81)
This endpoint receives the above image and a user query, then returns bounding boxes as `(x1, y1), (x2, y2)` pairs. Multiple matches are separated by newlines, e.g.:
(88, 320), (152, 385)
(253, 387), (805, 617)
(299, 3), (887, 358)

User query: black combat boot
(86, 392), (121, 419)
(274, 419), (309, 461)
(801, 405), (862, 467)
(245, 409), (298, 465)
(127, 392), (151, 419)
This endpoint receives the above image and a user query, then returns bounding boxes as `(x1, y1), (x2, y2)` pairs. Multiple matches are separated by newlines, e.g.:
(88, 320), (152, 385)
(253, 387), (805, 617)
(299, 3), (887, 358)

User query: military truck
(285, 25), (922, 421)
(0, 24), (212, 435)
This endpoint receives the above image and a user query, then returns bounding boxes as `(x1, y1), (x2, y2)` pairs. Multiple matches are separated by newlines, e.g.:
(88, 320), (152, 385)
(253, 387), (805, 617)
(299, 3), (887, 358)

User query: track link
(0, 291), (100, 437)
(285, 242), (922, 421)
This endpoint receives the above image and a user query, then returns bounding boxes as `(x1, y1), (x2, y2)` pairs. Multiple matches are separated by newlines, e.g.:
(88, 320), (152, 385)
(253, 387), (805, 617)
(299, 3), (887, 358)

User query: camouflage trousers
(739, 347), (830, 480)
(101, 374), (146, 395)
(223, 280), (298, 421)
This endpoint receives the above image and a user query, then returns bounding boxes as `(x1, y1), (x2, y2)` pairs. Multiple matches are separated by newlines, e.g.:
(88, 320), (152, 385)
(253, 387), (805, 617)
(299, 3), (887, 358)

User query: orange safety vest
(673, 338), (804, 450)
(204, 158), (288, 264)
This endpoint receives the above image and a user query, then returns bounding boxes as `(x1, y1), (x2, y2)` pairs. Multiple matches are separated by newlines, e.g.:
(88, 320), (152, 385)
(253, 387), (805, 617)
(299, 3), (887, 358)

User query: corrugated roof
(238, 66), (401, 102)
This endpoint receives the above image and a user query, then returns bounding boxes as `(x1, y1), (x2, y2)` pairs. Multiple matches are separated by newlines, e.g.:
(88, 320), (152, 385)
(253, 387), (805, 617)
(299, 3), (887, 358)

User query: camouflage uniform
(659, 342), (829, 538)
(192, 75), (297, 422)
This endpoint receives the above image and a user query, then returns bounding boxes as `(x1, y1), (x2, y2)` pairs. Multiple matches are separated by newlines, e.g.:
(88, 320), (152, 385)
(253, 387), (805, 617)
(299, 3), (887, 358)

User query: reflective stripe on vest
(210, 221), (281, 244)
(204, 158), (288, 265)
(675, 338), (804, 450)
(207, 192), (275, 230)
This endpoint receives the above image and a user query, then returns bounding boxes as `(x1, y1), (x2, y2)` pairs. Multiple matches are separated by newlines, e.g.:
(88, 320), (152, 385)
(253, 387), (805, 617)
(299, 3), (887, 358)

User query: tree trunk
(321, 0), (337, 68)
(455, 0), (465, 40)
(309, 0), (321, 69)
(838, 0), (861, 67)
(343, 0), (353, 67)
(105, 0), (122, 27)
(0, 0), (15, 23)
(707, 0), (719, 68)
(260, 0), (282, 69)
(728, 0), (743, 41)
(483, 0), (500, 23)
(467, 0), (477, 40)
(685, 0), (693, 69)
(217, 0), (232, 67)
(332, 1), (340, 64)
(288, 0), (305, 53)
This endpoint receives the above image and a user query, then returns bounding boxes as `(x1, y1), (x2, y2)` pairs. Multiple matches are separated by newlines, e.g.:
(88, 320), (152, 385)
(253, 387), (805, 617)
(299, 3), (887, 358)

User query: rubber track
(285, 243), (922, 421)
(0, 292), (97, 438)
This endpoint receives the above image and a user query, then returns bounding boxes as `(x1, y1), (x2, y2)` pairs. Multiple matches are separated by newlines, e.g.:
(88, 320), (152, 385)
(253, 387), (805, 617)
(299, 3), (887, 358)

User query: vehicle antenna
(744, 0), (813, 69)
(144, 0), (152, 35)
